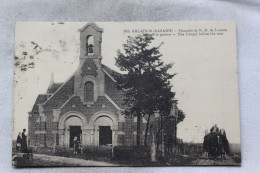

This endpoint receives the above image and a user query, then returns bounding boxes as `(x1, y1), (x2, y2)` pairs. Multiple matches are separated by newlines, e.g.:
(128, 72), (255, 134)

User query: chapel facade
(28, 23), (178, 148)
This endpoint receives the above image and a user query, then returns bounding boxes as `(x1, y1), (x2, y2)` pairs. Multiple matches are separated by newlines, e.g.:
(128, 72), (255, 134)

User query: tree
(115, 34), (176, 146)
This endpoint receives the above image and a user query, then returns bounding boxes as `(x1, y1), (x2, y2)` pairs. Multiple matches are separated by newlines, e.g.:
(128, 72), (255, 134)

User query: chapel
(28, 23), (178, 148)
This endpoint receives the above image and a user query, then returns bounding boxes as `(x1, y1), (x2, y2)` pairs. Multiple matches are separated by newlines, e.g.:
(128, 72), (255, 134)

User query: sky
(13, 22), (240, 144)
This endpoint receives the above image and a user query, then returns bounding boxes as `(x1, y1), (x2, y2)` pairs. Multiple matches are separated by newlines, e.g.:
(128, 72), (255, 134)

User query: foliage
(177, 109), (185, 123)
(115, 34), (176, 145)
(83, 146), (112, 162)
(113, 146), (151, 163)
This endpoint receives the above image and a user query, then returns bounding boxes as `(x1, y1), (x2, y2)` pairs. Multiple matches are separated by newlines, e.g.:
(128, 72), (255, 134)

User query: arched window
(86, 35), (94, 55)
(85, 81), (94, 102)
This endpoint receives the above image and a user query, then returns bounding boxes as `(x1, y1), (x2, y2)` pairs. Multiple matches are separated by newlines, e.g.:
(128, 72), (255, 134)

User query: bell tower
(78, 23), (103, 59)
(75, 23), (105, 104)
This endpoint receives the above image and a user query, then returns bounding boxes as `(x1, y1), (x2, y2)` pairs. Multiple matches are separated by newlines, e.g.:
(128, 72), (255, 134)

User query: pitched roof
(32, 63), (126, 113)
(78, 23), (104, 32)
(31, 94), (48, 113)
(102, 64), (121, 82)
(47, 83), (63, 94)
(43, 76), (75, 111)
(102, 65), (126, 109)
(102, 64), (120, 75)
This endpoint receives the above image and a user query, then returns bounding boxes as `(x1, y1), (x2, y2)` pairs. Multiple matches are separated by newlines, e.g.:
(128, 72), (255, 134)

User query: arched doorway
(94, 116), (113, 145)
(89, 111), (118, 146)
(65, 116), (82, 148)
(58, 112), (87, 148)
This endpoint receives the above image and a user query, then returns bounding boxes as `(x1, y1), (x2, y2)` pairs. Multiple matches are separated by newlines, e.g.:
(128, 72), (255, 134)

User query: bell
(88, 44), (94, 53)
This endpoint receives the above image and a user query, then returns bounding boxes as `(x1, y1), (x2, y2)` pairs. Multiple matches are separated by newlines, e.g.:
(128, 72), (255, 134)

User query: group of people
(203, 124), (229, 159)
(16, 129), (81, 155)
(16, 129), (28, 153)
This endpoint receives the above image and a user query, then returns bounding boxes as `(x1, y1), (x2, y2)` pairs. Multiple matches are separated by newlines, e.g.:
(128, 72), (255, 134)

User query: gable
(43, 76), (75, 111)
(31, 94), (48, 113)
(59, 96), (119, 120)
(78, 23), (103, 33)
(104, 72), (126, 109)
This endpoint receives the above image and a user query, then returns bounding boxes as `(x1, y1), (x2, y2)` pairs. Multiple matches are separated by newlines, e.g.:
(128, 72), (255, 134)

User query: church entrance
(69, 126), (82, 148)
(99, 126), (112, 145)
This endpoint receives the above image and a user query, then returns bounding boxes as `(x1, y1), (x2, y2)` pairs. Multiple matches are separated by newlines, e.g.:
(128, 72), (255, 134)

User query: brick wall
(124, 116), (133, 146)
(81, 58), (98, 78)
(60, 96), (119, 122)
(28, 113), (38, 147)
(118, 122), (124, 131)
(117, 134), (125, 145)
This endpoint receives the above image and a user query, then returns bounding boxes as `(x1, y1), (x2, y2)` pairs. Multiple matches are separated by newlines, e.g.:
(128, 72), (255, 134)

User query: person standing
(21, 129), (28, 153)
(73, 136), (80, 155)
(203, 129), (210, 158)
(219, 129), (229, 158)
(16, 132), (22, 152)
(209, 125), (219, 158)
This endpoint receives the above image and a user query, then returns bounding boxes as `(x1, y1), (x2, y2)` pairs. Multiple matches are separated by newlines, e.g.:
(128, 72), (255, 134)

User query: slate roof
(102, 64), (121, 77)
(47, 83), (63, 94)
(31, 64), (126, 114)
(31, 94), (48, 113)
(102, 64), (126, 109)
(43, 76), (75, 111)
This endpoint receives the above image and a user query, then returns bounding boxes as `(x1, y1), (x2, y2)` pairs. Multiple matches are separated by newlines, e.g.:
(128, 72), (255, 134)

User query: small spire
(47, 72), (54, 94)
(50, 72), (54, 84)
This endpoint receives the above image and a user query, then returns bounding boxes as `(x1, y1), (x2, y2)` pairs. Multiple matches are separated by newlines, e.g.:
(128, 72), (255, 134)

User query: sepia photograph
(12, 22), (241, 167)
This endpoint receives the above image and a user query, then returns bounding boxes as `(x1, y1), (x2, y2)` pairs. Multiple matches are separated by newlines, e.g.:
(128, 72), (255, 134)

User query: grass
(12, 143), (241, 167)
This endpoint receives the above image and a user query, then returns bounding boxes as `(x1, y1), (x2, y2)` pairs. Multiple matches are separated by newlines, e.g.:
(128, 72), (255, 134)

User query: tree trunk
(161, 124), (164, 157)
(137, 112), (141, 146)
(151, 131), (157, 161)
(175, 118), (177, 145)
(144, 114), (151, 146)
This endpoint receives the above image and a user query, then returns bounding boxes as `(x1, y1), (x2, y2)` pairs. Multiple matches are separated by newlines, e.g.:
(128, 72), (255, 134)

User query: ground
(191, 157), (238, 166)
(12, 152), (240, 167)
(13, 153), (119, 167)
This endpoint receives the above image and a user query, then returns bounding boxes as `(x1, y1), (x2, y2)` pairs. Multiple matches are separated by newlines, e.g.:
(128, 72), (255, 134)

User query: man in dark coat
(21, 129), (28, 153)
(208, 125), (219, 158)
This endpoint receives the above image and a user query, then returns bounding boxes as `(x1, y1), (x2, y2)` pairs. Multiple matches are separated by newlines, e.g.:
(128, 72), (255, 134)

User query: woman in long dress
(21, 129), (28, 153)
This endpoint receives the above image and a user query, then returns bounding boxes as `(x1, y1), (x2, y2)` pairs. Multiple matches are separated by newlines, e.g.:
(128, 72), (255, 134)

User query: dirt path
(13, 153), (119, 167)
(34, 154), (119, 166)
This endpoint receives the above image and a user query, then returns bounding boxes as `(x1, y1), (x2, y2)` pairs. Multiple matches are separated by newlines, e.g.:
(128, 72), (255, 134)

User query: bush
(83, 146), (112, 162)
(54, 146), (71, 157)
(178, 143), (204, 157)
(32, 147), (53, 155)
(113, 146), (151, 163)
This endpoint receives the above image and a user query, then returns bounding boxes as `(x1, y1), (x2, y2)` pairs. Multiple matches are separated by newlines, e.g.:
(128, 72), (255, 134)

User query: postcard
(12, 21), (241, 166)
